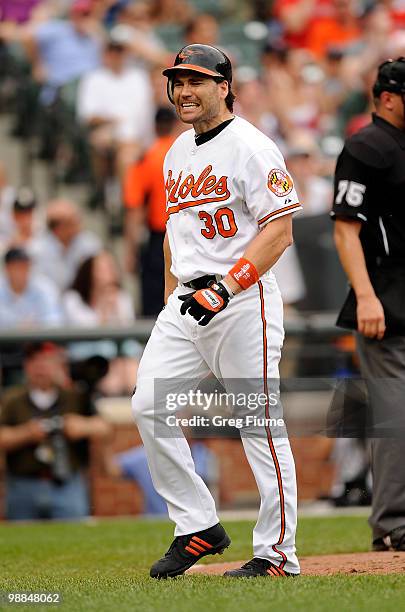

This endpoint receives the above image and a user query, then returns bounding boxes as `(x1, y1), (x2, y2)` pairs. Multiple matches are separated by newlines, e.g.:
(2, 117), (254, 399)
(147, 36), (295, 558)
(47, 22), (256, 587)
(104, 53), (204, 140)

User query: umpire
(332, 57), (405, 552)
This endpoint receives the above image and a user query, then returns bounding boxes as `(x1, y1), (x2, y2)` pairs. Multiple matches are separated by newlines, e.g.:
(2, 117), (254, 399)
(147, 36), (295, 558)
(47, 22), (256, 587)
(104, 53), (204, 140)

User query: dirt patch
(187, 552), (405, 576)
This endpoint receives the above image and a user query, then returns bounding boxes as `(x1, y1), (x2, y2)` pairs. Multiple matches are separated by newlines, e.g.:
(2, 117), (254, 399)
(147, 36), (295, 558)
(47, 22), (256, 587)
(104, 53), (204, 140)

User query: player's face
(172, 72), (228, 132)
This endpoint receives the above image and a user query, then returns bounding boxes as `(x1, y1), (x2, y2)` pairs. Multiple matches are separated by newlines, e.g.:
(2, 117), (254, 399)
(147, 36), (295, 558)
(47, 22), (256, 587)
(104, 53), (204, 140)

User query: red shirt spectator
(273, 0), (334, 48)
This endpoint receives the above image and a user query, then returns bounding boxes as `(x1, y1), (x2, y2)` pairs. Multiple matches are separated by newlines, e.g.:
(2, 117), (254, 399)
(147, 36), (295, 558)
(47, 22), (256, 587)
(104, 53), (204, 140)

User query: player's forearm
(223, 215), (293, 295)
(334, 220), (376, 299)
(164, 232), (178, 303)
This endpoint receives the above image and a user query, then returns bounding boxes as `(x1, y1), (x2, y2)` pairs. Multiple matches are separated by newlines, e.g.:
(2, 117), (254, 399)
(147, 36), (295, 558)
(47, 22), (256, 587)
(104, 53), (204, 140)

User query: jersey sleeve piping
(258, 203), (302, 226)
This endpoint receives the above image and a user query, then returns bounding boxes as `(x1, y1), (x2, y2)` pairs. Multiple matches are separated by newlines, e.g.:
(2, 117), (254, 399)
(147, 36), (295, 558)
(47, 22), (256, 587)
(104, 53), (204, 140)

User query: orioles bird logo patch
(178, 48), (205, 60)
(267, 169), (293, 197)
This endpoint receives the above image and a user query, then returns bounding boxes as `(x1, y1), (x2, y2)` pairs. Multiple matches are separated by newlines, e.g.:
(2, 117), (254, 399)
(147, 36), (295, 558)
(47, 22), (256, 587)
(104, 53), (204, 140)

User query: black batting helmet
(162, 44), (232, 104)
(373, 57), (405, 97)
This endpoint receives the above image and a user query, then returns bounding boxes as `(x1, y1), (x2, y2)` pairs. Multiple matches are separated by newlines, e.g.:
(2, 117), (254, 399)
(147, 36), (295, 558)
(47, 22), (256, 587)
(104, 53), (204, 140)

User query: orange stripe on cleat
(188, 541), (205, 553)
(185, 546), (200, 556)
(267, 567), (280, 577)
(192, 536), (213, 549)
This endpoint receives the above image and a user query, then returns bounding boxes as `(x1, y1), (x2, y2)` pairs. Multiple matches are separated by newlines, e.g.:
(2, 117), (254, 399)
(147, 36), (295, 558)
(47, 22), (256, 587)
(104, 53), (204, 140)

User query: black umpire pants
(356, 333), (405, 540)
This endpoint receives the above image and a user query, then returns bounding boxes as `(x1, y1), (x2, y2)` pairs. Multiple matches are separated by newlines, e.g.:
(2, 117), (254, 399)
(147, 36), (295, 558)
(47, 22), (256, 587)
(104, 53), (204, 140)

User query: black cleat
(372, 537), (389, 552)
(373, 525), (405, 552)
(224, 557), (298, 578)
(150, 522), (231, 579)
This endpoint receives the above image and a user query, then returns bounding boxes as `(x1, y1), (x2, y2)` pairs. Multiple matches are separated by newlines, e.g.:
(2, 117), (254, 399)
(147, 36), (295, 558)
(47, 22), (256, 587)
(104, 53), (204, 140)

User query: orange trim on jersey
(258, 280), (288, 570)
(258, 203), (301, 226)
(167, 193), (231, 216)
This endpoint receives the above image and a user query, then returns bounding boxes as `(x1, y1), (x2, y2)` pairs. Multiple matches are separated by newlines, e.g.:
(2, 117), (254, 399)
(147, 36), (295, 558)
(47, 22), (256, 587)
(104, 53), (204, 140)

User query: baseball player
(132, 44), (302, 579)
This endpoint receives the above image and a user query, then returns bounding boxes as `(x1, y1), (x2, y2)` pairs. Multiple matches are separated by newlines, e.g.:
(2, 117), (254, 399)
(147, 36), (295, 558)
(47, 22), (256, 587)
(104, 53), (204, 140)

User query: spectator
(113, 3), (170, 68)
(105, 440), (218, 515)
(149, 0), (194, 26)
(285, 132), (332, 216)
(265, 48), (325, 137)
(23, 0), (102, 103)
(77, 30), (155, 180)
(184, 13), (220, 46)
(272, 0), (334, 49)
(63, 250), (135, 327)
(0, 161), (16, 244)
(62, 251), (139, 395)
(35, 199), (102, 291)
(123, 107), (179, 315)
(305, 0), (361, 60)
(0, 0), (43, 24)
(0, 248), (62, 328)
(0, 342), (110, 520)
(2, 187), (44, 258)
(233, 69), (283, 144)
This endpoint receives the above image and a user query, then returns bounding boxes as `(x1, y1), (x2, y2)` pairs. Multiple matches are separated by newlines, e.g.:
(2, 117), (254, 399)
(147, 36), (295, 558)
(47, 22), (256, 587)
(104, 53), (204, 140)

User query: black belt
(184, 274), (222, 290)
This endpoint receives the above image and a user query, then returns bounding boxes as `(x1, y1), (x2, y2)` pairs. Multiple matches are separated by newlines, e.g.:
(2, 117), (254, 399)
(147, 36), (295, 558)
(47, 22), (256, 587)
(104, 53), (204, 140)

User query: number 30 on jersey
(335, 180), (366, 207)
(198, 207), (238, 239)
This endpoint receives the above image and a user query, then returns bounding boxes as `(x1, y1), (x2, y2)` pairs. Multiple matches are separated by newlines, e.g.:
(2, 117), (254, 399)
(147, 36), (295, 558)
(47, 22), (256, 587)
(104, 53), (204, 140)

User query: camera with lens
(34, 415), (72, 485)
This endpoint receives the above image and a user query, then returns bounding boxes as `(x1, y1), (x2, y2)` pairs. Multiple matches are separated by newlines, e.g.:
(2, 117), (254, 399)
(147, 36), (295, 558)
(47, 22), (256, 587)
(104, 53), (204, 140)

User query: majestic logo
(268, 169), (293, 197)
(165, 165), (230, 214)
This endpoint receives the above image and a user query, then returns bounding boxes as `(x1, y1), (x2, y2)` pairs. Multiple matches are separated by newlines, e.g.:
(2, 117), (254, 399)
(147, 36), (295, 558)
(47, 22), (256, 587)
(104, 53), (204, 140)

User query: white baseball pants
(132, 274), (299, 573)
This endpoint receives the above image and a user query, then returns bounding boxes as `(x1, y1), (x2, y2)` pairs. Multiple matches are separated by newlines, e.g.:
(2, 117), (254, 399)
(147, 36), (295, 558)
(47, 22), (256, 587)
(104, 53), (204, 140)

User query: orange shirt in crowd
(273, 0), (334, 48)
(124, 135), (176, 233)
(305, 17), (361, 58)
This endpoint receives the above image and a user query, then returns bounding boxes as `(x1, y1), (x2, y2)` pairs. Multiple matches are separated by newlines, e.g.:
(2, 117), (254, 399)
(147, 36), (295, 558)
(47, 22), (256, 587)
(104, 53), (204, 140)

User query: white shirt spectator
(0, 273), (63, 328)
(77, 66), (155, 145)
(34, 230), (102, 291)
(63, 289), (135, 326)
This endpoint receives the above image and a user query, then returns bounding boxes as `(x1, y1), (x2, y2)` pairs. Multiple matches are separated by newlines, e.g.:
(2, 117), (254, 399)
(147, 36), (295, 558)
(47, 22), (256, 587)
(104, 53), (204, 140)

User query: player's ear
(218, 79), (229, 101)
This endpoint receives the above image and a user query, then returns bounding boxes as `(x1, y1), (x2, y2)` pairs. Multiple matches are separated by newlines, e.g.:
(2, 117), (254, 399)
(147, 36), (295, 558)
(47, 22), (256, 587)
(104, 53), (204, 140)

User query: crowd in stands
(3, 0), (399, 516)
(1, 0), (405, 349)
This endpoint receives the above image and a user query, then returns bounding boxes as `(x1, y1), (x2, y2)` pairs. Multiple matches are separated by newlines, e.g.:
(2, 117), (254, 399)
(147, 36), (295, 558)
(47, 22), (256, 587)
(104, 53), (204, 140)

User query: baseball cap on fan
(70, 0), (93, 15)
(13, 186), (36, 213)
(4, 247), (30, 264)
(108, 24), (135, 49)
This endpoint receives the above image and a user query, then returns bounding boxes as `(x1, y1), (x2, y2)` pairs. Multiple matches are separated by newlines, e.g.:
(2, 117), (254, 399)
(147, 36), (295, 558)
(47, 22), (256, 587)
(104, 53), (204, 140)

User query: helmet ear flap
(167, 77), (174, 105)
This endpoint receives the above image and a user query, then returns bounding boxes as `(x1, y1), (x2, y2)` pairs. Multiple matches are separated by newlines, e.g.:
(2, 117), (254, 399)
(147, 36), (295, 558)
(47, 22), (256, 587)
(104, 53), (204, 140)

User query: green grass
(0, 517), (404, 611)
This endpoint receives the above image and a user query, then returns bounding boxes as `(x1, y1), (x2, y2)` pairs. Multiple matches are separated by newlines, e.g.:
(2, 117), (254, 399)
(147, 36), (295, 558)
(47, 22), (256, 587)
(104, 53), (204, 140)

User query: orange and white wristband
(228, 257), (259, 291)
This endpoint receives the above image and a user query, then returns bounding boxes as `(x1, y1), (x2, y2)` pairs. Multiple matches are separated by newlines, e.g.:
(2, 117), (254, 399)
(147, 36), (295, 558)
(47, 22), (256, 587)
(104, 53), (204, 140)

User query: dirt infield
(187, 552), (405, 576)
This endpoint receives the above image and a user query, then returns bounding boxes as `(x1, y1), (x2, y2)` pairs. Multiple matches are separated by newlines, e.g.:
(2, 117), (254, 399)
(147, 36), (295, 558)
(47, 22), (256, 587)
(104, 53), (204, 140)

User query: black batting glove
(178, 281), (233, 326)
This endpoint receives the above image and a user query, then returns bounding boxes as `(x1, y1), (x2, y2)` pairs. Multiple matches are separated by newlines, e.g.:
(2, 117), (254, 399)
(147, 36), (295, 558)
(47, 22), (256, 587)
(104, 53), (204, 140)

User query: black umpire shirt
(331, 113), (405, 333)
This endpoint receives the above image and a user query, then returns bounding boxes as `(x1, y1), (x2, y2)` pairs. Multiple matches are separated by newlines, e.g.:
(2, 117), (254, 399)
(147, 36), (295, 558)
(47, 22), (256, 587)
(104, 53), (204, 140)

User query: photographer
(0, 342), (110, 520)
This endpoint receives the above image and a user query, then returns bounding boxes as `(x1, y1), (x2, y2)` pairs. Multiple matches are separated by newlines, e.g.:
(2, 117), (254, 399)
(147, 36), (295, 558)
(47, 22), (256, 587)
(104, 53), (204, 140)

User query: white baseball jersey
(164, 115), (302, 283)
(132, 114), (301, 575)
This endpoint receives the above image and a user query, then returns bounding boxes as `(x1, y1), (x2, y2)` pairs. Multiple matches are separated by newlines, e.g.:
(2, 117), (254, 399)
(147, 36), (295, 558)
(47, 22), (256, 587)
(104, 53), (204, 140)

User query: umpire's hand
(357, 294), (386, 339)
